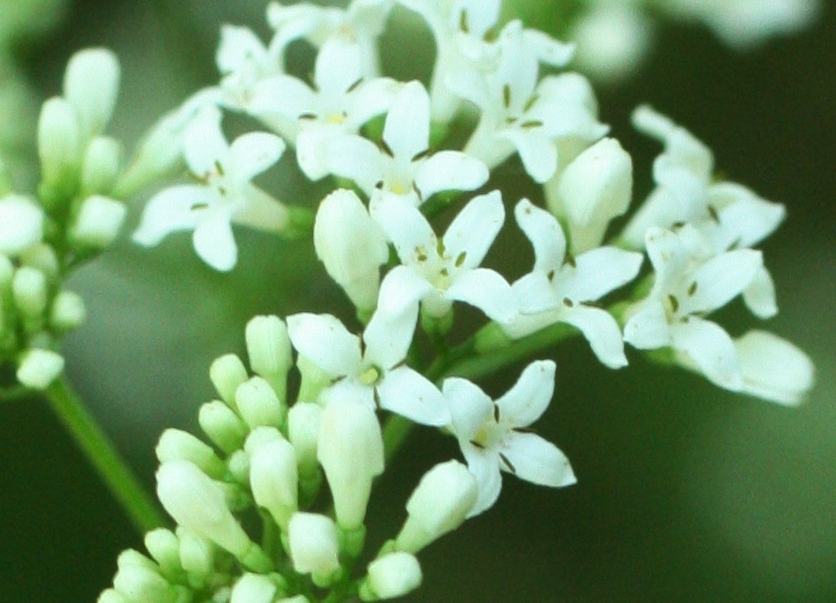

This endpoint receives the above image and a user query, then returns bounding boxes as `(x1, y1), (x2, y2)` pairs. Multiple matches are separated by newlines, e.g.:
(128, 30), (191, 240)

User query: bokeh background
(1, 1), (834, 601)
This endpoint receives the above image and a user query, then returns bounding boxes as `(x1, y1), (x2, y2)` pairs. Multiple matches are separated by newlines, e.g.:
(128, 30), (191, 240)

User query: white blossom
(132, 105), (288, 271)
(0, 194), (43, 255)
(372, 190), (516, 323)
(731, 330), (814, 405)
(287, 310), (449, 426)
(503, 199), (643, 369)
(444, 360), (576, 516)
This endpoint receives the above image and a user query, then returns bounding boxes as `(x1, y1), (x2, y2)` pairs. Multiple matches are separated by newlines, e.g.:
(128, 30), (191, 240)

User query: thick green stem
(44, 377), (166, 534)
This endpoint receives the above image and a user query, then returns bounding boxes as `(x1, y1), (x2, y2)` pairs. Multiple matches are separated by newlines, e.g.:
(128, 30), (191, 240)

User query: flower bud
(395, 460), (477, 553)
(155, 429), (226, 478)
(198, 400), (248, 454)
(245, 315), (292, 397)
(297, 355), (331, 403)
(69, 195), (126, 249)
(156, 460), (270, 571)
(359, 552), (422, 601)
(288, 402), (322, 476)
(733, 330), (815, 406)
(0, 194), (43, 256)
(318, 398), (384, 530)
(548, 137), (632, 253)
(235, 376), (286, 429)
(81, 136), (121, 195)
(313, 189), (389, 312)
(209, 353), (249, 409)
(38, 97), (82, 198)
(249, 433), (298, 531)
(17, 349), (64, 390)
(63, 48), (120, 140)
(113, 550), (178, 603)
(144, 528), (182, 580)
(12, 266), (48, 320)
(230, 573), (277, 603)
(176, 528), (215, 587)
(20, 243), (59, 279)
(98, 589), (130, 603)
(50, 290), (87, 332)
(287, 512), (341, 581)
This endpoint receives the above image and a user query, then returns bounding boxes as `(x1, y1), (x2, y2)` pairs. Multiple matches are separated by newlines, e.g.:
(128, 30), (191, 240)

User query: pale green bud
(287, 512), (341, 583)
(313, 189), (389, 312)
(144, 528), (182, 580)
(20, 243), (59, 279)
(0, 194), (43, 256)
(81, 136), (121, 195)
(176, 528), (215, 588)
(12, 266), (47, 319)
(230, 573), (277, 603)
(198, 400), (248, 454)
(395, 460), (477, 553)
(287, 402), (322, 477)
(63, 48), (120, 140)
(359, 552), (422, 601)
(38, 97), (81, 198)
(113, 550), (177, 603)
(209, 353), (248, 409)
(50, 290), (87, 332)
(245, 315), (291, 398)
(248, 432), (298, 531)
(155, 429), (226, 478)
(69, 195), (126, 249)
(297, 355), (331, 404)
(97, 588), (130, 603)
(318, 398), (384, 531)
(235, 376), (286, 429)
(17, 349), (64, 390)
(227, 449), (251, 486)
(156, 460), (270, 572)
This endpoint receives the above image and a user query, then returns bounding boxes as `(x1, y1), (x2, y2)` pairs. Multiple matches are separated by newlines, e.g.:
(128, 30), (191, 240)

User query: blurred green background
(1, 1), (834, 601)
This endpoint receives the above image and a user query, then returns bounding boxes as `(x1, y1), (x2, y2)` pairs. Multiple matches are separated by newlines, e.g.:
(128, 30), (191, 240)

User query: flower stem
(44, 377), (166, 534)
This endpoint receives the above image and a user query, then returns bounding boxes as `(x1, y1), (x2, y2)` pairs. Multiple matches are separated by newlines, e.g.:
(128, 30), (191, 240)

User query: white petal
(382, 81), (429, 161)
(561, 305), (628, 369)
(671, 317), (742, 391)
(414, 151), (488, 200)
(710, 182), (785, 248)
(229, 132), (285, 184)
(501, 127), (557, 183)
(183, 106), (227, 176)
(442, 377), (493, 441)
(247, 75), (315, 122)
(462, 447), (502, 517)
(363, 302), (419, 370)
(296, 122), (344, 180)
(217, 25), (267, 74)
(496, 360), (555, 427)
(322, 135), (383, 195)
(501, 432), (576, 487)
(370, 195), (435, 264)
(514, 199), (566, 273)
(735, 330), (814, 406)
(447, 268), (517, 323)
(743, 266), (778, 319)
(443, 190), (504, 268)
(376, 266), (434, 316)
(133, 185), (208, 246)
(287, 313), (361, 376)
(683, 249), (762, 315)
(347, 77), (401, 128)
(378, 366), (450, 426)
(623, 301), (672, 350)
(512, 272), (559, 314)
(192, 210), (237, 271)
(561, 247), (643, 302)
(314, 35), (365, 98)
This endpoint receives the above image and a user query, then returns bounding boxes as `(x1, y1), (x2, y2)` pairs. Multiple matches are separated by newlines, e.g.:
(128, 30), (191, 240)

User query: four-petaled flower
(133, 105), (288, 271)
(444, 360), (576, 516)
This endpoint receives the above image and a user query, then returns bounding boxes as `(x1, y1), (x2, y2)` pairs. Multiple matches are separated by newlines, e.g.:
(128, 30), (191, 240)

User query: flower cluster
(85, 0), (816, 599)
(0, 48), (127, 393)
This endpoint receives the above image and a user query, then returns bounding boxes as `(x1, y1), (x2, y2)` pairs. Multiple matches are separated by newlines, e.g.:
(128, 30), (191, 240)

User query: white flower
(322, 81), (488, 205)
(361, 552), (422, 600)
(444, 360), (576, 516)
(449, 20), (606, 182)
(372, 190), (516, 322)
(216, 25), (285, 113)
(732, 330), (814, 405)
(248, 32), (398, 179)
(504, 199), (643, 369)
(623, 226), (763, 391)
(286, 310), (449, 426)
(313, 189), (389, 311)
(0, 194), (43, 256)
(132, 106), (288, 271)
(287, 512), (341, 577)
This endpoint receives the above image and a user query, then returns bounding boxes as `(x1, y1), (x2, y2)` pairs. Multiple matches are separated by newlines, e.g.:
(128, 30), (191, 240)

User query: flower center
(359, 365), (382, 386)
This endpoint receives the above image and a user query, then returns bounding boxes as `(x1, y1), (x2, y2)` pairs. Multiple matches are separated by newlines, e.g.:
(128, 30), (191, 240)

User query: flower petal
(414, 151), (488, 200)
(133, 184), (208, 246)
(496, 360), (555, 427)
(376, 265), (435, 316)
(322, 134), (383, 195)
(378, 366), (450, 426)
(709, 182), (786, 249)
(382, 81), (429, 161)
(734, 330), (814, 406)
(560, 247), (643, 302)
(347, 77), (401, 128)
(514, 198), (566, 273)
(671, 317), (742, 391)
(742, 266), (778, 319)
(501, 432), (576, 487)
(217, 25), (267, 74)
(500, 127), (558, 183)
(363, 302), (419, 369)
(314, 34), (365, 98)
(192, 210), (237, 271)
(682, 249), (762, 315)
(462, 446), (502, 517)
(370, 195), (435, 264)
(183, 106), (228, 176)
(287, 313), (362, 377)
(229, 132), (286, 184)
(442, 377), (493, 441)
(447, 268), (517, 323)
(623, 301), (671, 350)
(443, 190), (504, 268)
(512, 271), (559, 314)
(561, 305), (629, 369)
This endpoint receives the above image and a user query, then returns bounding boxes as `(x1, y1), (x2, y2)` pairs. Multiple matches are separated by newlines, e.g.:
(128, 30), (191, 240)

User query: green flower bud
(209, 353), (248, 409)
(17, 349), (64, 390)
(50, 290), (87, 332)
(360, 552), (422, 601)
(69, 195), (126, 249)
(198, 400), (248, 454)
(155, 429), (226, 478)
(235, 376), (286, 429)
(81, 136), (121, 195)
(63, 48), (120, 140)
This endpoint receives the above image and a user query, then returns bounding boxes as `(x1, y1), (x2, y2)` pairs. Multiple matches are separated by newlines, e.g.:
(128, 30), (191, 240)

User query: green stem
(44, 377), (166, 534)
